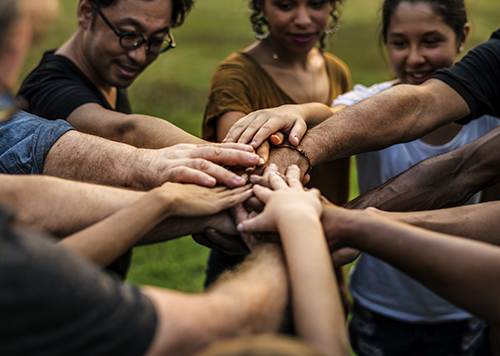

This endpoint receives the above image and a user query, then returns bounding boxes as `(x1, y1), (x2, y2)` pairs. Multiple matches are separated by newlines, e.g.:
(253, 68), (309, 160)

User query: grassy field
(22, 0), (500, 292)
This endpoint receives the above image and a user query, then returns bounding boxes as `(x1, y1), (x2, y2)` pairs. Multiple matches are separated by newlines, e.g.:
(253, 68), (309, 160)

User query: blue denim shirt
(0, 111), (74, 174)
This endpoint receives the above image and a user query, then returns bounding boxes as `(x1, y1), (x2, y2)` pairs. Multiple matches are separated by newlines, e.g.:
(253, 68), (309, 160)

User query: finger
(255, 141), (270, 166)
(180, 159), (249, 188)
(249, 175), (272, 189)
(302, 173), (311, 185)
(214, 142), (255, 152)
(252, 184), (273, 203)
(268, 171), (289, 190)
(262, 163), (278, 181)
(223, 115), (253, 143)
(217, 188), (254, 210)
(288, 120), (308, 146)
(192, 146), (261, 167)
(285, 164), (303, 189)
(249, 120), (285, 148)
(192, 233), (220, 250)
(270, 131), (285, 146)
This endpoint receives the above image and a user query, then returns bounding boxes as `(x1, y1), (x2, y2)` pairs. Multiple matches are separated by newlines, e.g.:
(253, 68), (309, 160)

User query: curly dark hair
(93, 0), (194, 28)
(249, 0), (343, 51)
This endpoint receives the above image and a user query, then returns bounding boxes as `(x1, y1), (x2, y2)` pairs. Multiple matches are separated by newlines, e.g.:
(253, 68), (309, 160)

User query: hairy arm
(300, 80), (469, 165)
(142, 244), (288, 356)
(0, 174), (143, 237)
(43, 131), (260, 190)
(346, 124), (500, 211)
(68, 103), (204, 148)
(324, 205), (500, 326)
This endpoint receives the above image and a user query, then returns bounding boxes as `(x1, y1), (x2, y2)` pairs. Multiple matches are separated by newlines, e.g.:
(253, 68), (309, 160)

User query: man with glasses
(18, 0), (212, 150)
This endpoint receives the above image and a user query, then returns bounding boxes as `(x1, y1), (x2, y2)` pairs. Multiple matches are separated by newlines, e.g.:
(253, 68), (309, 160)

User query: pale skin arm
(43, 130), (261, 190)
(238, 165), (349, 356)
(68, 103), (204, 148)
(142, 243), (288, 356)
(0, 174), (143, 237)
(323, 204), (500, 326)
(60, 183), (253, 267)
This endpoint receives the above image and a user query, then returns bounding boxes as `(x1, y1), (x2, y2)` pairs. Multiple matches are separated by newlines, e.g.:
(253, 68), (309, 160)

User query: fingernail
(290, 164), (299, 169)
(246, 166), (256, 173)
(234, 176), (245, 184)
(250, 140), (258, 147)
(240, 173), (248, 181)
(250, 174), (260, 180)
(269, 163), (277, 168)
(259, 158), (265, 166)
(237, 223), (244, 231)
(222, 138), (228, 143)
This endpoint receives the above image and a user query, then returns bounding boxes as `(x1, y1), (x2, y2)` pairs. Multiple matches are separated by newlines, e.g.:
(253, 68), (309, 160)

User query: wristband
(277, 144), (313, 175)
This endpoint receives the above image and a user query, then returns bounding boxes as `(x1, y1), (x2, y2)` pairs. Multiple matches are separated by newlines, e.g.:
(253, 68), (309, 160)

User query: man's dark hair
(93, 0), (194, 28)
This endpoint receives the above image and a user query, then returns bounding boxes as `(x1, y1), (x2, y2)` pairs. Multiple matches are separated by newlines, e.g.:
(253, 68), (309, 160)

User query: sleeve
(433, 30), (500, 124)
(324, 52), (352, 103)
(333, 82), (394, 107)
(0, 208), (157, 356)
(0, 111), (75, 175)
(19, 59), (103, 121)
(202, 56), (256, 141)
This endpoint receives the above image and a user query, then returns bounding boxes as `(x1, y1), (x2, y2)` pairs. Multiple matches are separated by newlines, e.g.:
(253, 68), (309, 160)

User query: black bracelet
(277, 144), (313, 175)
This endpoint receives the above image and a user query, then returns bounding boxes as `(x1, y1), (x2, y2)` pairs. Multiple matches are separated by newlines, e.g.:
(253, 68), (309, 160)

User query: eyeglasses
(92, 1), (176, 55)
(0, 91), (20, 123)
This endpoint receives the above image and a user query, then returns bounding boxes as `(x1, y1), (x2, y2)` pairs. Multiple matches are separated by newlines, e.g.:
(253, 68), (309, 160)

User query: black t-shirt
(0, 207), (157, 356)
(433, 28), (500, 124)
(18, 50), (131, 120)
(18, 51), (133, 279)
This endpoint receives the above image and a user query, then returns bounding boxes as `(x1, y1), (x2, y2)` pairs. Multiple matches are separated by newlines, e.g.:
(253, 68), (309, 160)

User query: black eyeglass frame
(92, 1), (176, 55)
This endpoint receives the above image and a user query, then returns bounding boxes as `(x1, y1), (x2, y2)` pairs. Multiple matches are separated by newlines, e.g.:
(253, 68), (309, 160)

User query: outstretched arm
(60, 183), (253, 266)
(346, 124), (500, 212)
(143, 243), (288, 356)
(43, 130), (260, 190)
(323, 204), (500, 326)
(300, 80), (469, 166)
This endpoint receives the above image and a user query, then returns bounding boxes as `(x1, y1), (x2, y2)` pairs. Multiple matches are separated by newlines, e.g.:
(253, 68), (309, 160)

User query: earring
(253, 31), (270, 41)
(325, 22), (339, 35)
(458, 46), (464, 53)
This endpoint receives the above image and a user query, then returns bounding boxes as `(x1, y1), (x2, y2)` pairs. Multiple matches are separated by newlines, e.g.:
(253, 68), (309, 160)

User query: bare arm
(346, 124), (500, 211)
(323, 204), (500, 326)
(68, 103), (204, 148)
(60, 183), (252, 266)
(0, 174), (143, 237)
(301, 80), (469, 165)
(43, 131), (260, 190)
(142, 243), (288, 356)
(375, 201), (500, 246)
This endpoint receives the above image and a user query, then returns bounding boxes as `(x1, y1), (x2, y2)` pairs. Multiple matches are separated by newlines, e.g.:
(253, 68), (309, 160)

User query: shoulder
(211, 52), (264, 82)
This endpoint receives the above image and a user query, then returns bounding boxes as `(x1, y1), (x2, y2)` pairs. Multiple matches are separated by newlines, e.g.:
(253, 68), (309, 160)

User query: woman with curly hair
(202, 0), (352, 296)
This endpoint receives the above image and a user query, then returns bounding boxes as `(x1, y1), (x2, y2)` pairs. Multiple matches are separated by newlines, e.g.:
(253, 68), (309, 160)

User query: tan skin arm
(43, 130), (260, 190)
(143, 244), (288, 356)
(68, 103), (204, 148)
(60, 183), (252, 267)
(323, 204), (500, 326)
(300, 79), (470, 165)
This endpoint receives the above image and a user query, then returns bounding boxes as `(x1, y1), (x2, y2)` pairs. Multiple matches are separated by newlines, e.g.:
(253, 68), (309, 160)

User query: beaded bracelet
(277, 144), (313, 175)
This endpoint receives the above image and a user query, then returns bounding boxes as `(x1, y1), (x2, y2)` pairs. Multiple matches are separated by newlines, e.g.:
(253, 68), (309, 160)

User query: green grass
(22, 0), (500, 293)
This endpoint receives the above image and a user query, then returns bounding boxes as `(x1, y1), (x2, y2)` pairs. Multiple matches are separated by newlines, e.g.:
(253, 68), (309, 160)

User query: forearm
(339, 209), (500, 325)
(376, 201), (500, 245)
(60, 189), (174, 266)
(123, 114), (204, 148)
(43, 130), (138, 187)
(278, 212), (349, 356)
(346, 125), (500, 211)
(300, 81), (468, 165)
(0, 174), (143, 237)
(144, 244), (288, 356)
